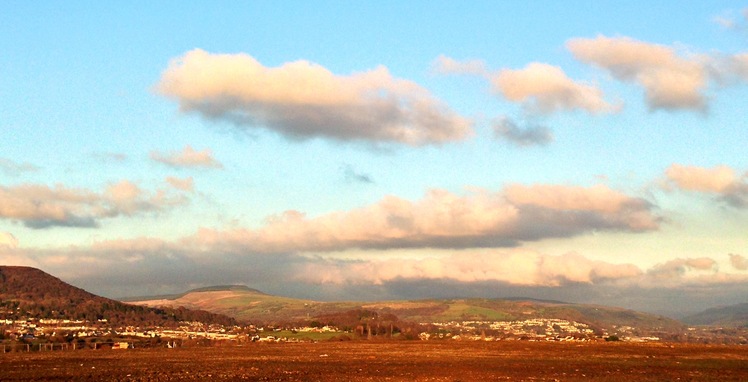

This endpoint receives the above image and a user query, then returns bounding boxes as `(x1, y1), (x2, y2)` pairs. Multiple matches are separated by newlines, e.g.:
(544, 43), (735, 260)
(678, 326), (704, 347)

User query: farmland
(2, 341), (748, 381)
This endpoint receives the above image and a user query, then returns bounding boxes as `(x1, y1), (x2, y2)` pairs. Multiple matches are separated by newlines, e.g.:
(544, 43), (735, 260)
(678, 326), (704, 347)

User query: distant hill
(120, 285), (265, 302)
(682, 303), (748, 327)
(128, 285), (684, 333)
(0, 266), (236, 327)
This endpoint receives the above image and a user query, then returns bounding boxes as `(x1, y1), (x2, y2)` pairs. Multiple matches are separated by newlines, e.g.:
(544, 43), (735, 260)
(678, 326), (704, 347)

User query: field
(2, 341), (748, 381)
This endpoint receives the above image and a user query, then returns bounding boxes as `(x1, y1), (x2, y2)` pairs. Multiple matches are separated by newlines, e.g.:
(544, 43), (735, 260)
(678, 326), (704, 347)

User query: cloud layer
(186, 183), (658, 254)
(298, 250), (643, 287)
(7, 234), (745, 309)
(0, 180), (188, 229)
(157, 49), (472, 146)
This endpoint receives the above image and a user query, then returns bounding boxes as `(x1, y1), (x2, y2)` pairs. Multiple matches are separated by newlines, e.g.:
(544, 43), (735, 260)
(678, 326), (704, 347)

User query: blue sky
(2, 1), (748, 317)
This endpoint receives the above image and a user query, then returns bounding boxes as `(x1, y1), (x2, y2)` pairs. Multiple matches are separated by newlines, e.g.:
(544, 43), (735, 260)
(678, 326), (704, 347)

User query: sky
(1, 1), (748, 318)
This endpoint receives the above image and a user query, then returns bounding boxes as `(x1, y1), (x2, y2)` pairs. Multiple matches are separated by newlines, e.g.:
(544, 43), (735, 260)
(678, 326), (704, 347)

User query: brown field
(2, 341), (748, 381)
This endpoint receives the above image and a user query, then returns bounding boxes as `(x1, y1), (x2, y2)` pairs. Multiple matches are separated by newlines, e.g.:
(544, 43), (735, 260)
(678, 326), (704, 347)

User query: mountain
(127, 285), (684, 333)
(0, 266), (236, 327)
(128, 285), (316, 323)
(682, 303), (748, 327)
(120, 284), (266, 302)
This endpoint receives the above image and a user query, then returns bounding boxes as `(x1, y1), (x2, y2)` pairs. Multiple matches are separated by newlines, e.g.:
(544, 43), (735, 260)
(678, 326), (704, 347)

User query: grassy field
(263, 330), (345, 341)
(2, 341), (747, 381)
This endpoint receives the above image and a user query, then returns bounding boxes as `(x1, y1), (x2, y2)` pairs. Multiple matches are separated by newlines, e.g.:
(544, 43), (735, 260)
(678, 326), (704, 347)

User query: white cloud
(434, 56), (613, 115)
(635, 257), (748, 289)
(567, 35), (709, 111)
(492, 62), (614, 114)
(8, 237), (745, 303)
(166, 176), (195, 192)
(664, 164), (748, 207)
(665, 164), (737, 193)
(185, 184), (658, 254)
(157, 49), (472, 146)
(150, 145), (223, 169)
(494, 186), (647, 226)
(297, 250), (643, 287)
(0, 181), (189, 229)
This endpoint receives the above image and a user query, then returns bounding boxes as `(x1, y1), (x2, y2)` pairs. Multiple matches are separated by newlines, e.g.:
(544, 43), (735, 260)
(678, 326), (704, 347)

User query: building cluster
(1, 318), (345, 347)
(6, 316), (747, 347)
(421, 318), (603, 342)
(1, 318), (243, 343)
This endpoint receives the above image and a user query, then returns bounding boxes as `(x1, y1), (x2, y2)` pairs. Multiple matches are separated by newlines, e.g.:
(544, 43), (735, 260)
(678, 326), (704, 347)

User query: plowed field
(2, 341), (747, 381)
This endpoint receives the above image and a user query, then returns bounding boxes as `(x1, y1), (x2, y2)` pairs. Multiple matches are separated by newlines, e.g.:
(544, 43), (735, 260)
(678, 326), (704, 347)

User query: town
(7, 315), (742, 352)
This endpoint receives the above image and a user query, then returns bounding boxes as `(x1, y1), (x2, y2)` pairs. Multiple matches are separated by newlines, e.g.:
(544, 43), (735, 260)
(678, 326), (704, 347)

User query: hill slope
(128, 285), (683, 333)
(0, 266), (235, 326)
(682, 303), (748, 327)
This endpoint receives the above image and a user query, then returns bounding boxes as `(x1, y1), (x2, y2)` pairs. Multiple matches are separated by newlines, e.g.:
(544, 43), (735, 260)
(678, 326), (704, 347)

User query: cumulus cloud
(492, 116), (553, 147)
(166, 176), (195, 192)
(297, 250), (643, 287)
(434, 56), (613, 115)
(505, 184), (637, 213)
(0, 235), (645, 297)
(157, 49), (472, 146)
(665, 164), (738, 193)
(648, 257), (718, 279)
(185, 184), (658, 254)
(567, 35), (709, 111)
(730, 253), (748, 270)
(492, 62), (614, 114)
(664, 164), (748, 207)
(151, 145), (223, 169)
(8, 235), (746, 305)
(0, 158), (39, 176)
(0, 181), (189, 229)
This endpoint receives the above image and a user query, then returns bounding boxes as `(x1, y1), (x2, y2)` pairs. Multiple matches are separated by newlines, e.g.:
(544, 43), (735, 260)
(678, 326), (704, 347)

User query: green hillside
(127, 286), (684, 332)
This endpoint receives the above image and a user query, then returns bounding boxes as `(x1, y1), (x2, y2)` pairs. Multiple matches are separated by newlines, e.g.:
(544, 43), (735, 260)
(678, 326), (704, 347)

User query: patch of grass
(263, 330), (344, 341)
(426, 301), (510, 321)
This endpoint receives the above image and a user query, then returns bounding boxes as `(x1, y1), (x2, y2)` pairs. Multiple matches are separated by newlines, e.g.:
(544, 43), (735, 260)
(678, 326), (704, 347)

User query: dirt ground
(2, 341), (747, 381)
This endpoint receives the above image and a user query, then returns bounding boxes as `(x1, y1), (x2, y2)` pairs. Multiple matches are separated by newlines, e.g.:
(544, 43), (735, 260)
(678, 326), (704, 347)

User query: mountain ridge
(127, 284), (684, 333)
(682, 303), (748, 327)
(0, 266), (236, 327)
(119, 284), (265, 302)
